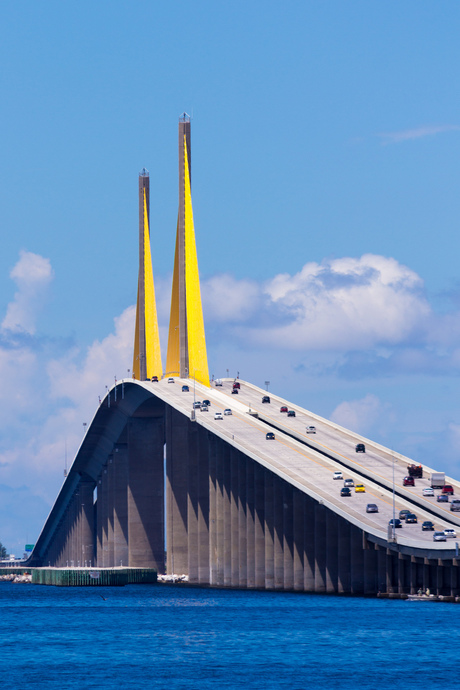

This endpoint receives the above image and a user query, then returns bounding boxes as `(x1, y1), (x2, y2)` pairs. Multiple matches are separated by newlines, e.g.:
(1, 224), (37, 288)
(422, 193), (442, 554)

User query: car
(422, 487), (434, 497)
(433, 531), (446, 542)
(366, 504), (379, 513)
(266, 432), (275, 440)
(442, 485), (454, 495)
(202, 399), (211, 407)
(344, 479), (354, 487)
(399, 509), (411, 521)
(182, 385), (189, 392)
(406, 513), (417, 524)
(355, 443), (365, 453)
(444, 528), (457, 538)
(233, 382), (240, 389)
(450, 499), (460, 512)
(403, 476), (415, 487)
(167, 377), (175, 383)
(306, 426), (316, 434)
(214, 412), (223, 421)
(332, 471), (343, 480)
(231, 389), (239, 394)
(151, 376), (159, 382)
(389, 518), (402, 528)
(341, 487), (352, 497)
(355, 484), (366, 493)
(200, 404), (209, 412)
(262, 396), (270, 403)
(280, 406), (288, 413)
(193, 401), (201, 409)
(421, 521), (434, 531)
(287, 410), (296, 417)
(437, 494), (449, 503)
(224, 409), (232, 416)
(214, 379), (223, 386)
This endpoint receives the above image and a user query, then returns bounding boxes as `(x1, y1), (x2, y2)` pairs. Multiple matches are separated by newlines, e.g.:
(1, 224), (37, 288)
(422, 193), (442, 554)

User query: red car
(280, 406), (288, 413)
(233, 382), (240, 389)
(403, 476), (415, 487)
(442, 485), (454, 495)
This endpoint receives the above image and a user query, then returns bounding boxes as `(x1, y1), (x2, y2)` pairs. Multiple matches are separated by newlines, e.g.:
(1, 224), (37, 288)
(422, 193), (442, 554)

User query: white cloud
(378, 124), (460, 145)
(330, 394), (387, 436)
(2, 251), (53, 334)
(249, 254), (431, 350)
(202, 273), (260, 322)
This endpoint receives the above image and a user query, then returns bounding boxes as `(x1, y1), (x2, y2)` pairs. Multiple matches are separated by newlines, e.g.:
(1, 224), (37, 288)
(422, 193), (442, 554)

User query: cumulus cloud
(2, 251), (53, 334)
(202, 273), (260, 322)
(378, 124), (460, 145)
(330, 394), (390, 436)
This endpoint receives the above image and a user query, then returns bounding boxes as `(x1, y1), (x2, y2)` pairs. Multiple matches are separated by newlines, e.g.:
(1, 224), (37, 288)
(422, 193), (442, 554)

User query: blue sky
(2, 1), (460, 552)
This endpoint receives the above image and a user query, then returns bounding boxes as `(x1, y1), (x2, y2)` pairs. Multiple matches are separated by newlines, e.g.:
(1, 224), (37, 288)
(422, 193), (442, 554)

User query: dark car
(341, 487), (352, 497)
(442, 485), (454, 495)
(437, 494), (449, 503)
(422, 521), (435, 531)
(182, 385), (189, 392)
(366, 503), (379, 513)
(231, 388), (239, 394)
(266, 432), (275, 440)
(399, 509), (411, 520)
(389, 518), (402, 528)
(403, 476), (415, 487)
(151, 376), (159, 382)
(355, 443), (365, 453)
(202, 399), (211, 407)
(406, 513), (417, 524)
(280, 406), (288, 413)
(287, 410), (296, 417)
(262, 396), (270, 403)
(233, 382), (240, 389)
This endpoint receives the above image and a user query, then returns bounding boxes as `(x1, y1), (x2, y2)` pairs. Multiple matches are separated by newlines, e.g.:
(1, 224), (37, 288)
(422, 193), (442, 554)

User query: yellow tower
(133, 169), (163, 381)
(166, 115), (209, 387)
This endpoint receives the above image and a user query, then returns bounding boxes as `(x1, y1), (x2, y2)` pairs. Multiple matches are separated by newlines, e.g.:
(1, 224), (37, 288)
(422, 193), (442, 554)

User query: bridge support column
(128, 415), (165, 570)
(314, 503), (327, 592)
(238, 453), (248, 588)
(254, 464), (265, 588)
(101, 466), (109, 567)
(246, 459), (256, 588)
(338, 517), (351, 593)
(326, 510), (338, 593)
(107, 455), (115, 567)
(198, 428), (210, 584)
(223, 443), (231, 586)
(208, 434), (218, 585)
(423, 558), (430, 593)
(215, 438), (224, 585)
(377, 546), (387, 593)
(293, 488), (304, 591)
(274, 476), (284, 590)
(451, 562), (459, 596)
(166, 406), (188, 575)
(264, 471), (275, 589)
(187, 422), (199, 583)
(230, 448), (240, 587)
(303, 496), (315, 592)
(113, 443), (129, 568)
(364, 541), (377, 594)
(350, 525), (364, 594)
(283, 483), (294, 591)
(79, 480), (95, 567)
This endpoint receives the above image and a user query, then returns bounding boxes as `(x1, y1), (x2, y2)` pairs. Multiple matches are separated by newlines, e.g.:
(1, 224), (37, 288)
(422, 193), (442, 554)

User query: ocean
(0, 583), (457, 689)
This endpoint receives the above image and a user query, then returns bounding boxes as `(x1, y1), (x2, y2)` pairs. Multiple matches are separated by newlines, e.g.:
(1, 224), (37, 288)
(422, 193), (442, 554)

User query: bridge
(27, 115), (460, 597)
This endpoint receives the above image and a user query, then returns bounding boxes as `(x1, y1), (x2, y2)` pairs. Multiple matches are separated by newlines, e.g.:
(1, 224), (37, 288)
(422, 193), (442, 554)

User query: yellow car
(355, 484), (366, 493)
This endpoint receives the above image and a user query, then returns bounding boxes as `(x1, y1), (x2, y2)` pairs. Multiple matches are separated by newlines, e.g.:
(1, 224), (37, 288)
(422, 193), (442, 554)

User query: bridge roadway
(148, 377), (459, 554)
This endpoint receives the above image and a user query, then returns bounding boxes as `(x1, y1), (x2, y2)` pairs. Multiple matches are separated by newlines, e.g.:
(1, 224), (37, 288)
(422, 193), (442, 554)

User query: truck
(430, 472), (445, 489)
(407, 464), (423, 478)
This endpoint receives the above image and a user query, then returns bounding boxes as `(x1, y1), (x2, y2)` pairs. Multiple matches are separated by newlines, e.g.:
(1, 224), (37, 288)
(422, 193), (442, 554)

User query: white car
(422, 487), (434, 497)
(306, 426), (316, 434)
(444, 528), (457, 538)
(167, 377), (175, 383)
(333, 471), (343, 480)
(224, 409), (232, 416)
(214, 412), (223, 420)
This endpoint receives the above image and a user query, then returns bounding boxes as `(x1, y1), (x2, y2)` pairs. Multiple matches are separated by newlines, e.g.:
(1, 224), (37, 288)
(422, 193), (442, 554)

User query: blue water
(0, 584), (458, 689)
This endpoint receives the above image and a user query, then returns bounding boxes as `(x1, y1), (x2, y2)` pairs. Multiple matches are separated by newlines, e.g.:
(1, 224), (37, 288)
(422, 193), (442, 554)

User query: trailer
(430, 472), (445, 489)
